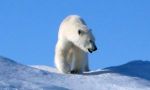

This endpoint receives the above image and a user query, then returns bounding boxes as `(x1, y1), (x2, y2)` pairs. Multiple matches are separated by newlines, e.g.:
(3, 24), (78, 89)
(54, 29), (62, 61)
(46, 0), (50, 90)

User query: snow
(31, 65), (58, 73)
(0, 56), (150, 90)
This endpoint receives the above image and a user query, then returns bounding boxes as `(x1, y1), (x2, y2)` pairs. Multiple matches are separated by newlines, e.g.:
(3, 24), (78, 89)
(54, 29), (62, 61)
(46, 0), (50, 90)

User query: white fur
(55, 15), (95, 74)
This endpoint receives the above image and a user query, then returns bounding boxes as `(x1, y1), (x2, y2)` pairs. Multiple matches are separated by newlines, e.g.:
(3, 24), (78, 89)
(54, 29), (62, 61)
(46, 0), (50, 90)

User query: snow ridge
(0, 56), (150, 90)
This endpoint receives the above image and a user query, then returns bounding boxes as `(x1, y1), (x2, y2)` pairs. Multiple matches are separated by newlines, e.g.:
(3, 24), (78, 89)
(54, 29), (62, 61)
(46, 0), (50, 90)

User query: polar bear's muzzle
(88, 44), (97, 53)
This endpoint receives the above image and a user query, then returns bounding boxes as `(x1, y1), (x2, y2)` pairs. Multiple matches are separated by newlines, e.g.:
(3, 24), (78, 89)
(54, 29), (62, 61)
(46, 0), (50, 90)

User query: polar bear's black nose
(88, 45), (97, 53)
(93, 45), (97, 51)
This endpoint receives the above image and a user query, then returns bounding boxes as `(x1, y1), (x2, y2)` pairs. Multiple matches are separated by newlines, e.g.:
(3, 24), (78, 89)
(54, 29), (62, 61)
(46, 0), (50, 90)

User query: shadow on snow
(83, 60), (150, 81)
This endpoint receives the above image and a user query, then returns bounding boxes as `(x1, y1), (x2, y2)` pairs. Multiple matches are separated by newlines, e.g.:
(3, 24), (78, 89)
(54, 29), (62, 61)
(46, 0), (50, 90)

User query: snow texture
(0, 56), (150, 90)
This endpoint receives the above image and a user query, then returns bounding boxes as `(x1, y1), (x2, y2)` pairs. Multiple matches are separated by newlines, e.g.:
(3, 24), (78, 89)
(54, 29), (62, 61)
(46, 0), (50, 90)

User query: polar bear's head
(61, 15), (97, 53)
(73, 28), (97, 53)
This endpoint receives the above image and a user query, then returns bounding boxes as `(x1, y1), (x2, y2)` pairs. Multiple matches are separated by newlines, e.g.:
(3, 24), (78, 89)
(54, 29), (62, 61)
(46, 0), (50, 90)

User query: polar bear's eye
(78, 30), (81, 35)
(78, 29), (83, 35)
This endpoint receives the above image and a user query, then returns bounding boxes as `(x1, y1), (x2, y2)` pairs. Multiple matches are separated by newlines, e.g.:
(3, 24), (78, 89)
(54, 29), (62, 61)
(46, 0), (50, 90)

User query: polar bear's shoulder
(62, 15), (86, 25)
(64, 15), (81, 21)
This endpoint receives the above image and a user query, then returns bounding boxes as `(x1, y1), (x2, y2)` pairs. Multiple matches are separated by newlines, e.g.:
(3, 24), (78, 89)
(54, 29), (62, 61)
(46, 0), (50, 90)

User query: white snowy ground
(0, 56), (150, 90)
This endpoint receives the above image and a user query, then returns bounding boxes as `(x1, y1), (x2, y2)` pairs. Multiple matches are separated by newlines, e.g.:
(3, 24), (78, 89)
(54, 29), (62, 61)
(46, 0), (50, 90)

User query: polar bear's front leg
(55, 48), (71, 74)
(82, 53), (90, 72)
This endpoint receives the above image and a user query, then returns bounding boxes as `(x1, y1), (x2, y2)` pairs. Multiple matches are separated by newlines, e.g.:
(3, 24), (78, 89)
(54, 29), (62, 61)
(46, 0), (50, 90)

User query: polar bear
(55, 15), (97, 74)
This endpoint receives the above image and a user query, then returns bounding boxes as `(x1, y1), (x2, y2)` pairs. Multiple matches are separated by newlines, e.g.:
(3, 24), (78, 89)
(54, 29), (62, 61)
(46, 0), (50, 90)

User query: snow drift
(0, 56), (150, 90)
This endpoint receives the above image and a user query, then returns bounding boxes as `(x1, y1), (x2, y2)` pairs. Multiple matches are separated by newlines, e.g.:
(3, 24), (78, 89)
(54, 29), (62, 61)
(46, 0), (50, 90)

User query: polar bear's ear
(78, 29), (83, 35)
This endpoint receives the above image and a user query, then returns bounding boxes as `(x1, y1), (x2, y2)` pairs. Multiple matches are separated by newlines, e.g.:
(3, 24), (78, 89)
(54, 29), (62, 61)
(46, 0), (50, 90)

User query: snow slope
(0, 56), (150, 90)
(31, 65), (58, 73)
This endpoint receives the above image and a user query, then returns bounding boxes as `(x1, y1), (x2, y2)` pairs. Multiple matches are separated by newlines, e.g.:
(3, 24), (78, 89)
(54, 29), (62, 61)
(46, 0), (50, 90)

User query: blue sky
(0, 0), (150, 70)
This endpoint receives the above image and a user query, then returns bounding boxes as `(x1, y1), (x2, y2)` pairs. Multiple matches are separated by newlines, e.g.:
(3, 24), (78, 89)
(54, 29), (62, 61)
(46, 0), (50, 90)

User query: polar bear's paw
(70, 70), (81, 74)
